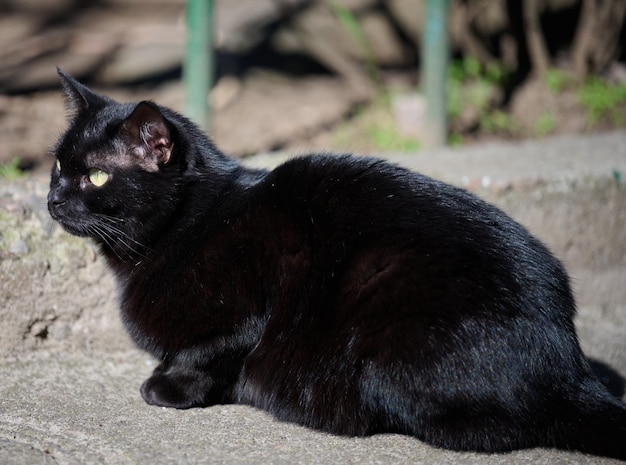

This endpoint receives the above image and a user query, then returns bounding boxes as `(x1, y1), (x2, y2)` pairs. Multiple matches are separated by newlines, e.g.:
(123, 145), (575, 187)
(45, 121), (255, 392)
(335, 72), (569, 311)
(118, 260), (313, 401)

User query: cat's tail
(554, 378), (626, 460)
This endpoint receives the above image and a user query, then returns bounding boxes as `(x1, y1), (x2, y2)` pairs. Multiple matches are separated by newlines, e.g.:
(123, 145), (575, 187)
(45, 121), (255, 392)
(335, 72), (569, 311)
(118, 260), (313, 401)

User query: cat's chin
(48, 206), (91, 238)
(54, 218), (93, 238)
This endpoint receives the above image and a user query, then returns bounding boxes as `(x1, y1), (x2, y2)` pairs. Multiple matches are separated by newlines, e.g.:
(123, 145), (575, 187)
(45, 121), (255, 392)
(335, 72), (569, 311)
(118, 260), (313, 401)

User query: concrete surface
(1, 131), (626, 464)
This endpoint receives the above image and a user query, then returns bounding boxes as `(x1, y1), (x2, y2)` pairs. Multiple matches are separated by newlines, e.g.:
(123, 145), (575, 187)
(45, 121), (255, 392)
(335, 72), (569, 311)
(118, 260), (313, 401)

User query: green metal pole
(421, 0), (449, 147)
(184, 0), (214, 131)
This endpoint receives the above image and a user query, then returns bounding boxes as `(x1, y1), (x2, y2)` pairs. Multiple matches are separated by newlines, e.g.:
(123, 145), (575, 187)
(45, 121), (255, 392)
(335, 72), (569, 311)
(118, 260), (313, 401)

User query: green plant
(328, 1), (382, 89)
(367, 125), (420, 152)
(446, 75), (463, 119)
(613, 169), (622, 187)
(330, 96), (420, 153)
(534, 112), (556, 136)
(461, 56), (481, 79)
(447, 60), (495, 116)
(448, 133), (463, 147)
(447, 57), (510, 137)
(484, 61), (504, 83)
(465, 80), (496, 111)
(480, 110), (516, 133)
(544, 69), (572, 93)
(448, 57), (505, 86)
(577, 77), (626, 126)
(0, 157), (23, 179)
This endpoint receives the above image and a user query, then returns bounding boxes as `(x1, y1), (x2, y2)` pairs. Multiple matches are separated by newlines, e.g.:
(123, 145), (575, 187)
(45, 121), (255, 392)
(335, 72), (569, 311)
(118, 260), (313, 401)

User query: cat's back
(258, 154), (471, 230)
(246, 153), (572, 329)
(257, 154), (543, 260)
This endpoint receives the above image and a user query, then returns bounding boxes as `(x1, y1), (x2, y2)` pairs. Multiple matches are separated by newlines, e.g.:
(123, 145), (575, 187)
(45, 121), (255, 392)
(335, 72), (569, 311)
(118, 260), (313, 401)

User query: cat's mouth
(47, 200), (92, 238)
(49, 213), (92, 238)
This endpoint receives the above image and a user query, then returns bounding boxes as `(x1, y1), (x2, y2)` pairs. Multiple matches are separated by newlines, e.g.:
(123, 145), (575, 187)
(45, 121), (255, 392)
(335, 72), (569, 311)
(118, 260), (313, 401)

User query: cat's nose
(47, 190), (66, 207)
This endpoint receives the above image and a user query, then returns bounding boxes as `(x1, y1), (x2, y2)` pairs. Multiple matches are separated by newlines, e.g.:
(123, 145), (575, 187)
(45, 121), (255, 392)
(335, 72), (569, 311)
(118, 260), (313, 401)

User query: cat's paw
(140, 370), (211, 409)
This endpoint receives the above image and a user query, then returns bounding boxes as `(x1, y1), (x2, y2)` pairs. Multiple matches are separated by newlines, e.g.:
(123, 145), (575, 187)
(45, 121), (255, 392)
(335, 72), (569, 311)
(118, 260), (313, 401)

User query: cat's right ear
(121, 101), (174, 169)
(57, 67), (107, 116)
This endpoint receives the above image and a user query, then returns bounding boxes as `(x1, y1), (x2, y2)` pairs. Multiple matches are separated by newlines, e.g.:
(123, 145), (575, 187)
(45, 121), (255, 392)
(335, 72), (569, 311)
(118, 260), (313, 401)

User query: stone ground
(1, 130), (625, 464)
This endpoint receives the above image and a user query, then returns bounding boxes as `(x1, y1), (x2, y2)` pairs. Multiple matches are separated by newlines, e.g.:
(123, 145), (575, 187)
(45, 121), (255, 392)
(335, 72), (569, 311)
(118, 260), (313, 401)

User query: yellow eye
(88, 168), (109, 187)
(56, 159), (61, 171)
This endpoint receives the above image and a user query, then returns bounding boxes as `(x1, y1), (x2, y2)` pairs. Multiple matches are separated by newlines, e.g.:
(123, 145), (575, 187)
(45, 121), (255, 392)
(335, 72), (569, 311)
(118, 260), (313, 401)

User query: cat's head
(48, 69), (185, 260)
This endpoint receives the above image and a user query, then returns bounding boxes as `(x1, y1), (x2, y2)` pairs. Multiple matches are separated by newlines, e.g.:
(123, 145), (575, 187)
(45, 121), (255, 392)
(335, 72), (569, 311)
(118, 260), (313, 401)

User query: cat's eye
(88, 168), (109, 187)
(55, 159), (61, 172)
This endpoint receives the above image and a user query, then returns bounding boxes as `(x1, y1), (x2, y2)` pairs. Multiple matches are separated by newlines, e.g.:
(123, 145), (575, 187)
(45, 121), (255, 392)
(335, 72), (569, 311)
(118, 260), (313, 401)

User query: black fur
(48, 69), (626, 459)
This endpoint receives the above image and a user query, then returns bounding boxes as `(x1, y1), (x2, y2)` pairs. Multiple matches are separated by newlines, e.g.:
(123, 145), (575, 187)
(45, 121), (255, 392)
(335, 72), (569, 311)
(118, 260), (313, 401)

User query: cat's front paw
(140, 370), (212, 409)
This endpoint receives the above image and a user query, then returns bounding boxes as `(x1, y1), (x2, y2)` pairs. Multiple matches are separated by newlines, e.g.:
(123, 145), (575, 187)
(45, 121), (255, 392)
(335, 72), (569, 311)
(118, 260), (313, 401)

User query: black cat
(48, 69), (626, 460)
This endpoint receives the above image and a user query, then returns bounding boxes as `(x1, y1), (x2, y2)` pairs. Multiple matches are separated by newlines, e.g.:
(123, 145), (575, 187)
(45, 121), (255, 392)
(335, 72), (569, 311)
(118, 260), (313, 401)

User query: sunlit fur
(48, 70), (626, 460)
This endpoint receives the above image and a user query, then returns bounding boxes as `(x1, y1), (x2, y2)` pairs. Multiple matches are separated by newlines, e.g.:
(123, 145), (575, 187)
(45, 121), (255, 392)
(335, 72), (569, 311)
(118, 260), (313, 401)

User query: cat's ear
(121, 101), (173, 168)
(57, 67), (107, 116)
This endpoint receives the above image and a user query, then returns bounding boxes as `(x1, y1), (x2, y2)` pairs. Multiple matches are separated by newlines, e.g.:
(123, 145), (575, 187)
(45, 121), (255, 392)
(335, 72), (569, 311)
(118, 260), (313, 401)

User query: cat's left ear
(122, 101), (173, 168)
(57, 67), (108, 116)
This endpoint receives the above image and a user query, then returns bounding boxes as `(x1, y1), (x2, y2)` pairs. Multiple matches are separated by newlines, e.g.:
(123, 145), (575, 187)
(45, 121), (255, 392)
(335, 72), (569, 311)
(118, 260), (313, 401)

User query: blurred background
(1, 0), (625, 175)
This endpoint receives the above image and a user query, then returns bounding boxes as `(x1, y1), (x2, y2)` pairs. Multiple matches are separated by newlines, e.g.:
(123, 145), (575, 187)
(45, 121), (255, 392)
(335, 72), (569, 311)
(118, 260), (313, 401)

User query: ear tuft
(57, 67), (108, 116)
(122, 101), (173, 168)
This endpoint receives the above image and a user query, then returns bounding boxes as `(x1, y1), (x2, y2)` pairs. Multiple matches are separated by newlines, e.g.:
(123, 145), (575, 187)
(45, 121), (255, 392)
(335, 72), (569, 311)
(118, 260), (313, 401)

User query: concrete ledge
(1, 131), (625, 464)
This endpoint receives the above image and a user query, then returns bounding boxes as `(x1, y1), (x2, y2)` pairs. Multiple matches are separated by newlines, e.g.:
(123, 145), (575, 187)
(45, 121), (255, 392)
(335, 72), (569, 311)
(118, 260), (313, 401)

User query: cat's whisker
(101, 224), (150, 256)
(94, 214), (151, 249)
(96, 227), (141, 260)
(94, 213), (126, 224)
(42, 216), (57, 237)
(92, 216), (151, 260)
(89, 218), (144, 263)
(89, 223), (127, 263)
